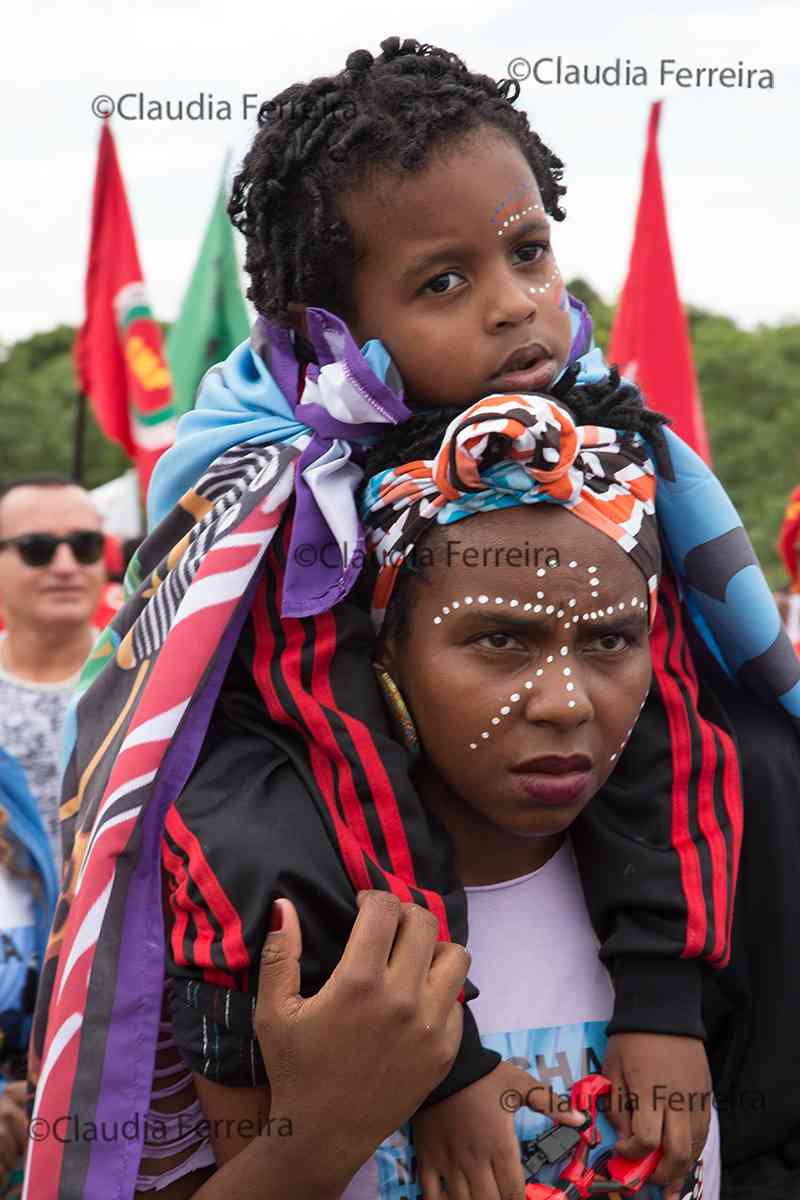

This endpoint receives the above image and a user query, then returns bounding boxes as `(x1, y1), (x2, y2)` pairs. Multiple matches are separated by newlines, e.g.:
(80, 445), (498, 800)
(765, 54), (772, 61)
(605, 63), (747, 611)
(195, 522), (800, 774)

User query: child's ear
(286, 302), (309, 340)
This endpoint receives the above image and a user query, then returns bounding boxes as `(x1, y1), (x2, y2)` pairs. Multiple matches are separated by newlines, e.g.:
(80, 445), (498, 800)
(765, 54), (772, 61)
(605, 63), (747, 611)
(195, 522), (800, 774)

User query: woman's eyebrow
(447, 606), (561, 629)
(445, 606), (647, 631)
(399, 218), (551, 284)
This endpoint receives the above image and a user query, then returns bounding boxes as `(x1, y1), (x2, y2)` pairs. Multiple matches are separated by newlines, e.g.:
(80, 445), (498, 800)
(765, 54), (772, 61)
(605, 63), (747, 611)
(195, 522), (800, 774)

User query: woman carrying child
(27, 38), (800, 1200)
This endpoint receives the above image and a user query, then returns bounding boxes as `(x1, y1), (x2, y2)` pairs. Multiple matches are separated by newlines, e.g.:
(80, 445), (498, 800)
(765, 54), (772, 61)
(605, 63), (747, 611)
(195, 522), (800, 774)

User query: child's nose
(483, 267), (538, 330)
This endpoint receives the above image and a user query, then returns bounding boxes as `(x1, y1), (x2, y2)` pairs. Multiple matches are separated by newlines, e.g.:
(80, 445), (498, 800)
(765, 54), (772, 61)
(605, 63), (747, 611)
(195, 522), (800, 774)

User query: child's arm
(601, 1033), (711, 1200)
(163, 592), (500, 1101)
(412, 1061), (585, 1200)
(570, 568), (739, 1189)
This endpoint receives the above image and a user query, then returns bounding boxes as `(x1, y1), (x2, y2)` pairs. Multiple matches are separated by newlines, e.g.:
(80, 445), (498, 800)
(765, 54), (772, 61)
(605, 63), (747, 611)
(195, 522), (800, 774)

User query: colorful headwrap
(361, 394), (661, 631)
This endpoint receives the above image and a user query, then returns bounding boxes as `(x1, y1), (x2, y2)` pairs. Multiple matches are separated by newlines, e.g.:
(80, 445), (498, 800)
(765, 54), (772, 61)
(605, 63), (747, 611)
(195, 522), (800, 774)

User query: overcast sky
(3, 0), (797, 344)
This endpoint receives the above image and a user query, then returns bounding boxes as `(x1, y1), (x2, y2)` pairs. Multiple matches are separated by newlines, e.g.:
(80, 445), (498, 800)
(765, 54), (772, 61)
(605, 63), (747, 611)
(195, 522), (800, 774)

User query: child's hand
(602, 1033), (711, 1200)
(411, 1058), (585, 1200)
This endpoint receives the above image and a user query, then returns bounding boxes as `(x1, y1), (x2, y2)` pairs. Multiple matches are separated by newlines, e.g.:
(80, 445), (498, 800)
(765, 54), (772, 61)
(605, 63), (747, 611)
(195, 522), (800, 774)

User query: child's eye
(512, 242), (549, 266)
(423, 271), (466, 295)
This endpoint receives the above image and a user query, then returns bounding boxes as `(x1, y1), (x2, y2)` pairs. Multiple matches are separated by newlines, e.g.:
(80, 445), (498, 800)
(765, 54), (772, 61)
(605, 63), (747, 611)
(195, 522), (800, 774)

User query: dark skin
(383, 510), (652, 886)
(379, 507), (710, 1200)
(308, 128), (573, 410)
(137, 893), (470, 1199)
(147, 128), (708, 1197)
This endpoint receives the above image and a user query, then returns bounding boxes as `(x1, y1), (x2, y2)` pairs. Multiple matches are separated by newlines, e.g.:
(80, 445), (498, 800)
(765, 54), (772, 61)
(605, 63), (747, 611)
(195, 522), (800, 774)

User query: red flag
(779, 485), (800, 593)
(609, 102), (711, 464)
(74, 121), (177, 494)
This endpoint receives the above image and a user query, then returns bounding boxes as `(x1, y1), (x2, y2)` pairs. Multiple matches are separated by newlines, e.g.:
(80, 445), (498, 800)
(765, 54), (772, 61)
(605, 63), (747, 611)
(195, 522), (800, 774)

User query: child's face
(340, 129), (573, 409)
(381, 506), (652, 882)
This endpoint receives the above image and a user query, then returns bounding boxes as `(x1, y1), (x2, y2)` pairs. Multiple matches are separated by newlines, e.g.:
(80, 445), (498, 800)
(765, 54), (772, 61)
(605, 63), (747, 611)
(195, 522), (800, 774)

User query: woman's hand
(0, 1080), (27, 1182)
(187, 890), (471, 1200)
(256, 890), (470, 1184)
(602, 1033), (711, 1200)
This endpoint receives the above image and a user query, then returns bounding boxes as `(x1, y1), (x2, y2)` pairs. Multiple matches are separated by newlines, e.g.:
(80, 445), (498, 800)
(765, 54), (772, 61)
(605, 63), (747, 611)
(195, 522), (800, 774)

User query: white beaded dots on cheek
(608, 655), (648, 763)
(528, 266), (561, 296)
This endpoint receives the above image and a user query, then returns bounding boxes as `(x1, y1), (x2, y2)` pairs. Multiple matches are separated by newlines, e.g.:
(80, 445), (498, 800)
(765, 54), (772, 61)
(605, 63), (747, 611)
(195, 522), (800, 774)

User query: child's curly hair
(229, 36), (567, 326)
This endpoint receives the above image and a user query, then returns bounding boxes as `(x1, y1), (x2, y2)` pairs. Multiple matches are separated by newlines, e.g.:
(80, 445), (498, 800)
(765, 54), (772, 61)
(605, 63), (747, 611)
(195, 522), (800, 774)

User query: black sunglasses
(0, 530), (105, 567)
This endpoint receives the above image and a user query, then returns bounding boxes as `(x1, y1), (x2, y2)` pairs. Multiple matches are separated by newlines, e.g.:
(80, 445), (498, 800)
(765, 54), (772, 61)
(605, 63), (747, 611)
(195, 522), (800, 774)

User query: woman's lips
(511, 769), (593, 806)
(489, 357), (557, 394)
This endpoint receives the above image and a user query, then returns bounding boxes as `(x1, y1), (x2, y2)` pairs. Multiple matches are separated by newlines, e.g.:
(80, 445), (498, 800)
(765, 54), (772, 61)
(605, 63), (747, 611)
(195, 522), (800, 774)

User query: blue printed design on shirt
(371, 1021), (663, 1199)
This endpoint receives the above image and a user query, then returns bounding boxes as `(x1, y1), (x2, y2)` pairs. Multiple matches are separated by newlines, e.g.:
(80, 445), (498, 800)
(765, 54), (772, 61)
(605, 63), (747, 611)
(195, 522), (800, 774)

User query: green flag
(166, 155), (250, 416)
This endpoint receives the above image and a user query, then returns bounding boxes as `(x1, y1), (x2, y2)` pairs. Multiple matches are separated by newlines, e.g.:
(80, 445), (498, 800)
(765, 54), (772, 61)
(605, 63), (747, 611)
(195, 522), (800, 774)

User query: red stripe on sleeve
(650, 579), (707, 958)
(164, 805), (249, 974)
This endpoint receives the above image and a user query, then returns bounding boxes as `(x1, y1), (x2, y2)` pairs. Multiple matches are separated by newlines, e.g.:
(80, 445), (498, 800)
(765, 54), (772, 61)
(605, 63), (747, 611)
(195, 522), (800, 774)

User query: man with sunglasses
(0, 475), (105, 867)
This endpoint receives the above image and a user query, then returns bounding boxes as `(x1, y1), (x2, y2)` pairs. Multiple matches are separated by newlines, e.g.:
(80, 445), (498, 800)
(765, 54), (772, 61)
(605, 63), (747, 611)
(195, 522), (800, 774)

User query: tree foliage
(568, 281), (800, 587)
(2, 297), (799, 585)
(0, 327), (129, 489)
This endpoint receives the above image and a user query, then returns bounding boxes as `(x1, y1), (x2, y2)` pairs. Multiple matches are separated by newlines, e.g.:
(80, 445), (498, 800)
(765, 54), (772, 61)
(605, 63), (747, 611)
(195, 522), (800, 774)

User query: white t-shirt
(0, 632), (81, 867)
(343, 842), (720, 1200)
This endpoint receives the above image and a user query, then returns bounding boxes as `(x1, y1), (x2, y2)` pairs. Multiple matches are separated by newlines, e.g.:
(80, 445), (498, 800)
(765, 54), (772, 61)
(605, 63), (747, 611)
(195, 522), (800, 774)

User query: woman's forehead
(422, 507), (644, 604)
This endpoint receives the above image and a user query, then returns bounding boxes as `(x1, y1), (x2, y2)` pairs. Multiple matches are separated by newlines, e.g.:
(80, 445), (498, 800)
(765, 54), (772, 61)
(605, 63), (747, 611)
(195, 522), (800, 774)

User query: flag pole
(72, 391), (88, 484)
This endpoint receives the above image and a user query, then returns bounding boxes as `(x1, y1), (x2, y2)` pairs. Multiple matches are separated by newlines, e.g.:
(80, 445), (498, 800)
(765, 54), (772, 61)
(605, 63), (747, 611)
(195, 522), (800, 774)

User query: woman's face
(381, 505), (652, 874)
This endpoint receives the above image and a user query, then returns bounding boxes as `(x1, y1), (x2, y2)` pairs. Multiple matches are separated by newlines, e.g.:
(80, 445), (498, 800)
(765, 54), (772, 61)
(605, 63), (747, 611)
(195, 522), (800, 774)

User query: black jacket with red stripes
(162, 513), (742, 1103)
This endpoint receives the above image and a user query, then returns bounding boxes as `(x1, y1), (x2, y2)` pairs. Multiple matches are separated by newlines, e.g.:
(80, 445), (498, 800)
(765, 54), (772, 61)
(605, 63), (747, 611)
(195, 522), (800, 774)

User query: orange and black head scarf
(359, 393), (662, 632)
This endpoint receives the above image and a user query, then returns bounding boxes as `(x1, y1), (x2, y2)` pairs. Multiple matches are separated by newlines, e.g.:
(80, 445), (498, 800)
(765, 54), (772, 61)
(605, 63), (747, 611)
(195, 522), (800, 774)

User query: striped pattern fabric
(24, 441), (301, 1200)
(649, 570), (742, 965)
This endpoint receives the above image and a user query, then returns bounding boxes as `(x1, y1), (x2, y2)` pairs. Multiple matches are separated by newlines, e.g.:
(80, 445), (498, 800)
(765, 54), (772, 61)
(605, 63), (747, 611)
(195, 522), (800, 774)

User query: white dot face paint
(525, 266), (561, 292)
(459, 572), (649, 755)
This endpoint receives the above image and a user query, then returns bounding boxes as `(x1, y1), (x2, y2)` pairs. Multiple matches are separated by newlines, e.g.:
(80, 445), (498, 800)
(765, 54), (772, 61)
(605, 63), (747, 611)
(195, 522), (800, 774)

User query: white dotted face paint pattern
(527, 266), (561, 295)
(430, 577), (646, 754)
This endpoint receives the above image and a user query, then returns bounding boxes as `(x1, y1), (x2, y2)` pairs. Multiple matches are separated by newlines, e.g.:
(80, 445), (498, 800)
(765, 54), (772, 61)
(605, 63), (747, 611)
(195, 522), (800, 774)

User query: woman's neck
(413, 761), (565, 887)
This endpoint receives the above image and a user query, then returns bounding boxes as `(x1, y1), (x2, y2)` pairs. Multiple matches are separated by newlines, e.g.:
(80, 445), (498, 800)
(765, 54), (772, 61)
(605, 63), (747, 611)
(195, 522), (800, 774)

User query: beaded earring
(373, 665), (420, 762)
